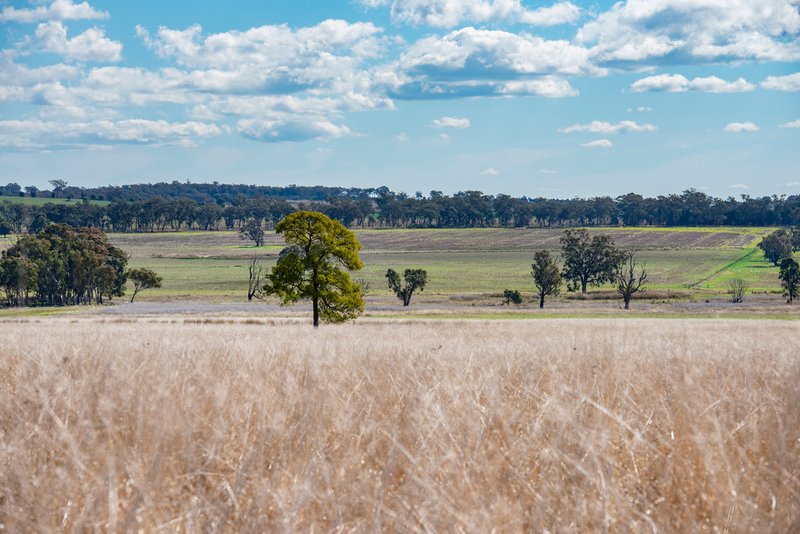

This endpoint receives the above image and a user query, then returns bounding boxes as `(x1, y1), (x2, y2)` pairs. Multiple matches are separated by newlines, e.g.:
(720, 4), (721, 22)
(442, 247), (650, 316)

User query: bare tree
(726, 278), (749, 303)
(247, 255), (265, 301)
(355, 278), (371, 298)
(615, 248), (647, 310)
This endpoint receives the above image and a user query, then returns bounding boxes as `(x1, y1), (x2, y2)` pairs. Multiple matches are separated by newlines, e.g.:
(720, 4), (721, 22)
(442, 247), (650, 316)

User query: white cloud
(636, 106), (653, 112)
(0, 119), (222, 150)
(582, 139), (613, 148)
(540, 168), (556, 174)
(577, 0), (800, 66)
(0, 0), (108, 23)
(388, 0), (580, 28)
(787, 181), (800, 186)
(237, 119), (354, 143)
(400, 27), (599, 77)
(137, 20), (383, 69)
(395, 132), (409, 142)
(481, 167), (499, 175)
(730, 183), (750, 189)
(437, 133), (451, 141)
(780, 120), (800, 128)
(761, 72), (800, 91)
(724, 122), (759, 133)
(560, 120), (657, 134)
(497, 77), (578, 97)
(431, 116), (470, 129)
(390, 27), (598, 99)
(34, 21), (122, 62)
(0, 57), (79, 85)
(631, 74), (755, 93)
(356, 0), (391, 7)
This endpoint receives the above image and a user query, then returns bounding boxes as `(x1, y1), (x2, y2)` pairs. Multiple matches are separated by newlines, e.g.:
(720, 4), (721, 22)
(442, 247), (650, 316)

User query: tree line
(3, 186), (800, 233)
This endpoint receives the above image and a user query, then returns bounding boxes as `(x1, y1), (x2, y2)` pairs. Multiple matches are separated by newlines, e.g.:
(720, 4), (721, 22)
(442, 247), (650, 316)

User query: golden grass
(1, 319), (798, 532)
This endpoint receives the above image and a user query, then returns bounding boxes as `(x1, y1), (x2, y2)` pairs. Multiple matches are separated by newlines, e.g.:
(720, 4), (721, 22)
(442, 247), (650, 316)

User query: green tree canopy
(560, 229), (624, 293)
(758, 229), (793, 266)
(386, 268), (428, 306)
(0, 224), (127, 306)
(127, 267), (163, 303)
(263, 211), (364, 327)
(531, 250), (561, 308)
(779, 257), (800, 304)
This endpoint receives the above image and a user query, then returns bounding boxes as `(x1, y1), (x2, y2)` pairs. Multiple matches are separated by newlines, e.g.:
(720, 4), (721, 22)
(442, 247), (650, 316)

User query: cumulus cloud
(582, 139), (613, 148)
(0, 0), (108, 23)
(237, 119), (355, 142)
(34, 21), (122, 62)
(761, 72), (800, 91)
(0, 118), (222, 150)
(730, 183), (750, 189)
(481, 167), (499, 175)
(497, 77), (578, 97)
(137, 20), (383, 69)
(387, 0), (580, 28)
(724, 122), (759, 133)
(780, 119), (800, 128)
(560, 120), (657, 134)
(400, 28), (599, 77)
(631, 74), (755, 93)
(389, 27), (595, 99)
(576, 0), (800, 66)
(431, 116), (470, 128)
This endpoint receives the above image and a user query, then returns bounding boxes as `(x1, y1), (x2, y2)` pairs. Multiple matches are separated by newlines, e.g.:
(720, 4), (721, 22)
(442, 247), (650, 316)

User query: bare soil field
(2, 319), (798, 531)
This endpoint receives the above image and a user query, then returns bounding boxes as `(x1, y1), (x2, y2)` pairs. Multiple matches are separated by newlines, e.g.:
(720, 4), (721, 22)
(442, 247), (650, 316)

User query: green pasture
(0, 196), (110, 206)
(112, 226), (786, 301)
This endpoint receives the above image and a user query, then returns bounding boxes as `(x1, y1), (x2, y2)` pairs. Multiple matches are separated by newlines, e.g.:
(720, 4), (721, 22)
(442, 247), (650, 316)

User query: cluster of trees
(4, 185), (800, 234)
(527, 230), (647, 309)
(0, 224), (164, 307)
(757, 228), (800, 303)
(0, 224), (128, 306)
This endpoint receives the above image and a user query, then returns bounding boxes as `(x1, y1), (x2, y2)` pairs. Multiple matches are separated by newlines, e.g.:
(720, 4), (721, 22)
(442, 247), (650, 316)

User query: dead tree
(247, 255), (265, 301)
(726, 278), (748, 303)
(615, 248), (647, 310)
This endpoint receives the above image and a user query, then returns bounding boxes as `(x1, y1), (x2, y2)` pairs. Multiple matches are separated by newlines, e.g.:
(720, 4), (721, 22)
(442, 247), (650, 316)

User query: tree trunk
(312, 296), (320, 327)
(539, 293), (545, 308)
(581, 279), (588, 294)
(624, 296), (630, 309)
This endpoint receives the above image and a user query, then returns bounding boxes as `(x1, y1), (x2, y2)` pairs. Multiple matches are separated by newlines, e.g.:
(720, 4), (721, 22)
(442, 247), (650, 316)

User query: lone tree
(127, 267), (162, 302)
(758, 229), (793, 266)
(247, 255), (265, 301)
(560, 229), (624, 293)
(726, 278), (749, 303)
(49, 179), (68, 198)
(502, 289), (522, 305)
(239, 218), (265, 247)
(263, 211), (364, 327)
(386, 268), (427, 306)
(779, 257), (800, 303)
(615, 248), (648, 310)
(531, 250), (561, 308)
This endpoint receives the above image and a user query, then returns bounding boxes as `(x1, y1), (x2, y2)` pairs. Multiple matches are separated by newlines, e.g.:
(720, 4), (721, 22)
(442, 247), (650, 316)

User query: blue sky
(0, 0), (798, 198)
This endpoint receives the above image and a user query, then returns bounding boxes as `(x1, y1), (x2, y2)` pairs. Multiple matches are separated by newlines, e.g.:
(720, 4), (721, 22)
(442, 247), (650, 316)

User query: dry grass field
(2, 318), (799, 532)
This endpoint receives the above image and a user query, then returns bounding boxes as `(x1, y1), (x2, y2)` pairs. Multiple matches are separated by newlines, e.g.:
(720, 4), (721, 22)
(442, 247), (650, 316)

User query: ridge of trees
(2, 184), (800, 232)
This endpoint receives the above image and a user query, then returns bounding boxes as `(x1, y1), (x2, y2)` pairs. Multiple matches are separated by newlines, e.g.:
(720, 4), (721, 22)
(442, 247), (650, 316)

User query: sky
(0, 0), (799, 198)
